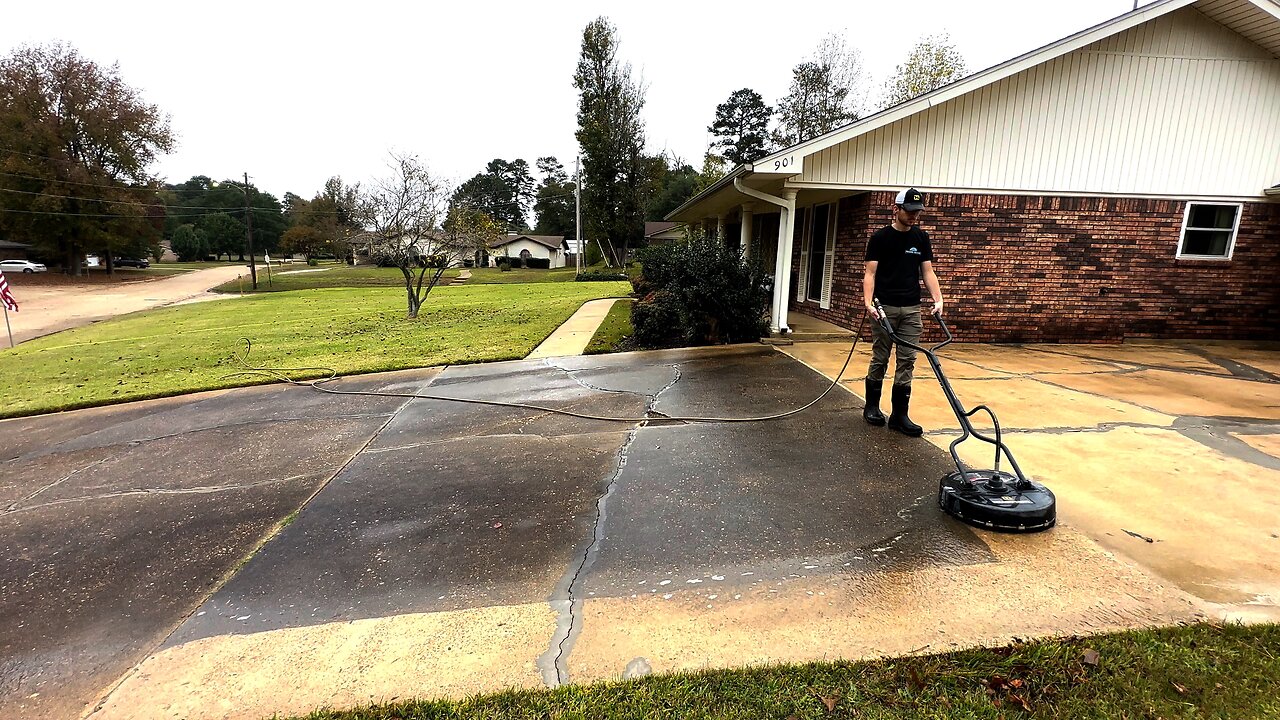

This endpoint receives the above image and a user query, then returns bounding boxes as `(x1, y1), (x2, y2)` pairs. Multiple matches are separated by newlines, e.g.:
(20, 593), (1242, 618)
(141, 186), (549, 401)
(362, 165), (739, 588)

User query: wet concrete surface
(165, 346), (986, 652)
(0, 373), (421, 719)
(5, 342), (1228, 719)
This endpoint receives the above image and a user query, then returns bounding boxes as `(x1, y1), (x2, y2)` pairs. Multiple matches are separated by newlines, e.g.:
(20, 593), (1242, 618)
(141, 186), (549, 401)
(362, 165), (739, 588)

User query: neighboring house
(669, 0), (1280, 342)
(353, 231), (477, 266)
(488, 233), (569, 268)
(0, 240), (32, 262)
(644, 221), (686, 246)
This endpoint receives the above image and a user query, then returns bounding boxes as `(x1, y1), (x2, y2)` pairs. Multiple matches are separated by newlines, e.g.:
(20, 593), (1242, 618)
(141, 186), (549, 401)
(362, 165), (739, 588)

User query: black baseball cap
(894, 187), (925, 211)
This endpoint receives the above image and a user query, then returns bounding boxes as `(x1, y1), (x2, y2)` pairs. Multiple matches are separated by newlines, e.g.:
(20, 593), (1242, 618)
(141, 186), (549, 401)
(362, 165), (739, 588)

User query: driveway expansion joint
(538, 362), (682, 688)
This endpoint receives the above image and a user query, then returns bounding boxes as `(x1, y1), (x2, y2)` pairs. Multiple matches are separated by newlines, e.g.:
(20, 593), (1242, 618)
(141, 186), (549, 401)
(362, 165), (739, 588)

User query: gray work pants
(867, 304), (922, 386)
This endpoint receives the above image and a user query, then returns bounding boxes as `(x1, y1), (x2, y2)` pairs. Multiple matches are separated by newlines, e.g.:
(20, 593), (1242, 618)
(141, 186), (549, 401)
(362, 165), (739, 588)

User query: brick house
(667, 0), (1280, 342)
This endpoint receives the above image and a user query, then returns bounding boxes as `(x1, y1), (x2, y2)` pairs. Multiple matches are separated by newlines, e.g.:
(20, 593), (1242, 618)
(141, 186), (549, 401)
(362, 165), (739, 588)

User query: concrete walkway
(526, 298), (620, 359)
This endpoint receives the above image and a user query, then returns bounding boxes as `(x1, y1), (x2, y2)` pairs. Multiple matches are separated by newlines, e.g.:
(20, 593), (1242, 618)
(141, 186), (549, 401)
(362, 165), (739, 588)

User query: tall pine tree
(708, 88), (772, 166)
(574, 17), (646, 266)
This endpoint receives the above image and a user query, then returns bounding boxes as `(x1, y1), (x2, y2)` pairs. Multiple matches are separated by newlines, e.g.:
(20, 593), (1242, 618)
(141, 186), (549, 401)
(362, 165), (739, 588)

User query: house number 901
(773, 156), (794, 171)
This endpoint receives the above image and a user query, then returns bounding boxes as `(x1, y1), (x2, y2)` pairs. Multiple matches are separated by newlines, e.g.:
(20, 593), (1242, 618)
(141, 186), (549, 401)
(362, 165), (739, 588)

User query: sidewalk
(526, 298), (618, 359)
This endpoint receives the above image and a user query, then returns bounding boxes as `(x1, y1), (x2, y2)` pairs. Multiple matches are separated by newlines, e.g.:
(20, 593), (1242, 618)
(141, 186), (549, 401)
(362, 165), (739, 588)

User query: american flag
(0, 269), (17, 312)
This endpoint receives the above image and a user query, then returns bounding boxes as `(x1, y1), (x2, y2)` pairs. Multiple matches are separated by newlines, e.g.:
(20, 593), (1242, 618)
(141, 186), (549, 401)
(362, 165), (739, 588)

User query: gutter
(1265, 185), (1280, 197)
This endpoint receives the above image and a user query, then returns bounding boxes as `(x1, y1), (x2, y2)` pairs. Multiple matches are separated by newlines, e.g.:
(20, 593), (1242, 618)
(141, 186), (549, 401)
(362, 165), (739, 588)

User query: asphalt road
(2, 265), (253, 344)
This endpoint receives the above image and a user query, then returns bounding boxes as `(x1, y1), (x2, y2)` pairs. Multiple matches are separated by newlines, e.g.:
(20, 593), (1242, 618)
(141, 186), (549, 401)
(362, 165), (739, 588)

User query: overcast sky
(2, 0), (1146, 199)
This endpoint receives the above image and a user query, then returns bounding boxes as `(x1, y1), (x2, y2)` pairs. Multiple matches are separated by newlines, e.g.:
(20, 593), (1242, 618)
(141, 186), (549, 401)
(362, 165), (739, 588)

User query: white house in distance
(668, 0), (1280, 343)
(487, 234), (570, 268)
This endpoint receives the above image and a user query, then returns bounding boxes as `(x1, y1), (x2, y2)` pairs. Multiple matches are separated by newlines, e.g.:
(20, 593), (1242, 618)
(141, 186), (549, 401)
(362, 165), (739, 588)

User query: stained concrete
(0, 372), (425, 720)
(5, 342), (1237, 719)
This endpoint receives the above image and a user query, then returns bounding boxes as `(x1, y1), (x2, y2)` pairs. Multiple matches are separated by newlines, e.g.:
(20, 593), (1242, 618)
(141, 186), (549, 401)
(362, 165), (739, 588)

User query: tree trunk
(65, 244), (81, 277)
(402, 267), (419, 318)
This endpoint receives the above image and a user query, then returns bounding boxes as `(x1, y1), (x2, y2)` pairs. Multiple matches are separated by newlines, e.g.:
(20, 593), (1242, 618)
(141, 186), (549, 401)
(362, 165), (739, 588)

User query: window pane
(1181, 229), (1231, 256)
(1187, 204), (1237, 230)
(808, 205), (828, 300)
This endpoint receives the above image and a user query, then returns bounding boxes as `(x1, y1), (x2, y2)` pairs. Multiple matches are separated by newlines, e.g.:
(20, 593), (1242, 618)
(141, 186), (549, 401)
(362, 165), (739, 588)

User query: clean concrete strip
(780, 339), (1280, 619)
(526, 298), (619, 359)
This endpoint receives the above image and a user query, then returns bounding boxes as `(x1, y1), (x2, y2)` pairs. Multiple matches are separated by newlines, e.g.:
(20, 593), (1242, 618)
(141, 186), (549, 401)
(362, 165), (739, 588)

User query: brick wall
(790, 191), (1280, 343)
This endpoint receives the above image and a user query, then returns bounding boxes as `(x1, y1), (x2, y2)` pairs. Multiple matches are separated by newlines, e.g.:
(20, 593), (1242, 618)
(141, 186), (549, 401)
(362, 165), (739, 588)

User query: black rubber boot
(888, 384), (923, 437)
(862, 379), (886, 426)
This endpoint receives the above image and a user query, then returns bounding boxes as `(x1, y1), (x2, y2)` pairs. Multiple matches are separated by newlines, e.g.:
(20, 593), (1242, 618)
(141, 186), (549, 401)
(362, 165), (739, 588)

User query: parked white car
(0, 259), (47, 273)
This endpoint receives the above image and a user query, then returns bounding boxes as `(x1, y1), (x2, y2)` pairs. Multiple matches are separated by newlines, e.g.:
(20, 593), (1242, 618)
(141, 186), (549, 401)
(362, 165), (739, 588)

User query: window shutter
(820, 205), (837, 310)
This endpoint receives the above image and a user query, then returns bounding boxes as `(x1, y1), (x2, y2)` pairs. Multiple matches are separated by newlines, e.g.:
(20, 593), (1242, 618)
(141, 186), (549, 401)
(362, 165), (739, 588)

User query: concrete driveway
(2, 265), (253, 344)
(1, 343), (1242, 719)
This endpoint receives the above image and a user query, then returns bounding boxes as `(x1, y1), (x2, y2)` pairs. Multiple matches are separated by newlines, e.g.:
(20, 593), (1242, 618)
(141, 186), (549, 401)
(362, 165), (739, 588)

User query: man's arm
(863, 261), (879, 317)
(921, 260), (944, 316)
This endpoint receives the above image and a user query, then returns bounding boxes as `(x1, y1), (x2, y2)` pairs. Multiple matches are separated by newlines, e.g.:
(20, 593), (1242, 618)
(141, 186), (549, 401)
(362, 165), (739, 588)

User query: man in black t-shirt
(861, 187), (945, 437)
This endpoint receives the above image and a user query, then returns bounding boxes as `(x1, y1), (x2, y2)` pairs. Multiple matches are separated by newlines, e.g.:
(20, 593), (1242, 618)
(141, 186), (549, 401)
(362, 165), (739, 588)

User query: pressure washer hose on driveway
(229, 312), (869, 425)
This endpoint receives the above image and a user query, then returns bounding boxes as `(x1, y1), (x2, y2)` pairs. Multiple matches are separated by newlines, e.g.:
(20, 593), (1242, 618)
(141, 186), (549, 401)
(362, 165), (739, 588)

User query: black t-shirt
(864, 225), (934, 306)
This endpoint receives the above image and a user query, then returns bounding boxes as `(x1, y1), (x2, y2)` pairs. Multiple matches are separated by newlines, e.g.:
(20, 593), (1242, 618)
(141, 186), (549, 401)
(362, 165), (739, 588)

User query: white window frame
(805, 204), (832, 304)
(1176, 202), (1242, 261)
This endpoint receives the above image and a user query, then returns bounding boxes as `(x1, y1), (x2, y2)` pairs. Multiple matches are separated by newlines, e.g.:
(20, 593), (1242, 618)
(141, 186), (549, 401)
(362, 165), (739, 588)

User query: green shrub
(525, 257), (551, 269)
(498, 260), (512, 272)
(307, 258), (318, 267)
(576, 270), (629, 282)
(630, 235), (769, 348)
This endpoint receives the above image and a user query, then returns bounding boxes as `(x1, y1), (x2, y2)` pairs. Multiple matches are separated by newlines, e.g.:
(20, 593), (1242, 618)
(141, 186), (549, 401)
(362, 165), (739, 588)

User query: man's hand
(866, 304), (879, 319)
(931, 299), (944, 317)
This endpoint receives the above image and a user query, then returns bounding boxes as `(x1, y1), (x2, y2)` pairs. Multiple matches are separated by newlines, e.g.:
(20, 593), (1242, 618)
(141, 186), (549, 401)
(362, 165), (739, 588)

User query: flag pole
(3, 303), (12, 348)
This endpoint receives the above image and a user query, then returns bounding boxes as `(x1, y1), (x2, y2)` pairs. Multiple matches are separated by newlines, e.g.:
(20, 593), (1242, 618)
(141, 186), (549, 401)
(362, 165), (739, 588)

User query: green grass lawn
(213, 265), (608, 293)
(0, 282), (631, 418)
(584, 298), (634, 355)
(295, 622), (1278, 719)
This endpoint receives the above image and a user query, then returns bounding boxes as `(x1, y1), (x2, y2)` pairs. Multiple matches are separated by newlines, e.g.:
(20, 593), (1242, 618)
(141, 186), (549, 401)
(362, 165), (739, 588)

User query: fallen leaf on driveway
(819, 694), (838, 712)
(1122, 528), (1156, 543)
(1082, 649), (1101, 666)
(1010, 693), (1032, 711)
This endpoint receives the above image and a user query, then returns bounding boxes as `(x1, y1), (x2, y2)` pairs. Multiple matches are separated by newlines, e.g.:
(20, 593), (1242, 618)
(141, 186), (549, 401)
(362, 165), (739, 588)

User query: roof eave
(664, 165), (750, 221)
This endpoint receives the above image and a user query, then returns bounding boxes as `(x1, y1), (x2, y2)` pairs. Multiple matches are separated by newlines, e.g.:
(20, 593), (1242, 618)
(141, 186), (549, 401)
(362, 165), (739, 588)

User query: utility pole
(575, 155), (582, 275)
(244, 171), (257, 290)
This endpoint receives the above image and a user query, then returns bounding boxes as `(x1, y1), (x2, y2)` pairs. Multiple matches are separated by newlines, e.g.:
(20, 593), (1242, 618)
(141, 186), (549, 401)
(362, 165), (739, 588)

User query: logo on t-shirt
(906, 246), (921, 255)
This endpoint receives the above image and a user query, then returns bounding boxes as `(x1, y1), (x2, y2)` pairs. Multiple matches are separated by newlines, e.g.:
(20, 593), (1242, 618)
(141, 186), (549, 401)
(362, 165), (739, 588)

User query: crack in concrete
(1016, 345), (1277, 384)
(4, 457), (111, 513)
(364, 429), (633, 455)
(537, 364), (681, 688)
(6, 412), (396, 465)
(3, 475), (316, 516)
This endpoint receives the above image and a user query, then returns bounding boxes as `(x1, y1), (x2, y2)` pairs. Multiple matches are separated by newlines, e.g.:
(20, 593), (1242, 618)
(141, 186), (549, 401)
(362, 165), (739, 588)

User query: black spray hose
(870, 299), (1032, 491)
(226, 311), (870, 426)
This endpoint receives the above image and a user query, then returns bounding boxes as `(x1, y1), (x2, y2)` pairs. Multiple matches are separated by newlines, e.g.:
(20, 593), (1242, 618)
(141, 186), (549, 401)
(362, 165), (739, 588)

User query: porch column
(770, 189), (798, 334)
(716, 215), (726, 242)
(739, 202), (755, 256)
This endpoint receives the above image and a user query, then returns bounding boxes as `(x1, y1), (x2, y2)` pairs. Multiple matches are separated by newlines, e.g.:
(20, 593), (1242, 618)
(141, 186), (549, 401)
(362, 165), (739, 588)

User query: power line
(0, 206), (260, 219)
(0, 169), (161, 192)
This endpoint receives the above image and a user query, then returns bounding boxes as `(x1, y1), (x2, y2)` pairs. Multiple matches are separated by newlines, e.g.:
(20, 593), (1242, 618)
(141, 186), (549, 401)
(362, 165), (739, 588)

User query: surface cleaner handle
(871, 299), (894, 337)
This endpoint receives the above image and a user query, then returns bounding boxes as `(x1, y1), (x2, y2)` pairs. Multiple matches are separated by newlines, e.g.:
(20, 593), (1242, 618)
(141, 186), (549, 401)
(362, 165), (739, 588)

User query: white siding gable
(795, 7), (1280, 199)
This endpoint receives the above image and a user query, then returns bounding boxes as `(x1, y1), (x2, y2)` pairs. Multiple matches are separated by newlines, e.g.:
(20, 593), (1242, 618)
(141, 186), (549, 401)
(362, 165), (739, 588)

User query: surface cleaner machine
(872, 300), (1057, 532)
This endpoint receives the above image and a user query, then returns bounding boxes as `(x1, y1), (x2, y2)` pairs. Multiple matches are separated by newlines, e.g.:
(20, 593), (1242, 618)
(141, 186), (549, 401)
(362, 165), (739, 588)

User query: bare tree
(354, 154), (465, 318)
